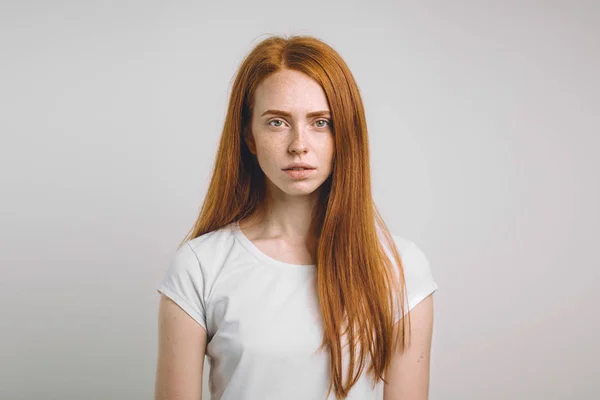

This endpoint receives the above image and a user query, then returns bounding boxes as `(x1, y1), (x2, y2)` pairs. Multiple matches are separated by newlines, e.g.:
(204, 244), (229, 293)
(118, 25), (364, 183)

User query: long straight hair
(179, 34), (411, 399)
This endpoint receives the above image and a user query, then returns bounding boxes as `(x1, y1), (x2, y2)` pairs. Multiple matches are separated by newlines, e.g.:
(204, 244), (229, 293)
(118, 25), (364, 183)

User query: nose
(288, 126), (308, 155)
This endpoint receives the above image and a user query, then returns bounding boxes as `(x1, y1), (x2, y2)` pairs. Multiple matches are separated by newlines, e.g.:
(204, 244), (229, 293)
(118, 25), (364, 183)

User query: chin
(268, 177), (322, 195)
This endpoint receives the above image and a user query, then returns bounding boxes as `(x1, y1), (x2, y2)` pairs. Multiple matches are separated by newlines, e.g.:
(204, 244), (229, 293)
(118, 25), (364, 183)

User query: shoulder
(185, 224), (238, 260)
(380, 231), (423, 265)
(168, 224), (239, 280)
(394, 234), (430, 272)
(387, 233), (438, 313)
(385, 233), (430, 271)
(388, 233), (415, 255)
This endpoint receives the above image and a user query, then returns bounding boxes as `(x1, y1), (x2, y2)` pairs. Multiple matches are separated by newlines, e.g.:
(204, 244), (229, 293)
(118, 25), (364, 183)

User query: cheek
(256, 140), (281, 156)
(254, 138), (283, 166)
(321, 136), (335, 159)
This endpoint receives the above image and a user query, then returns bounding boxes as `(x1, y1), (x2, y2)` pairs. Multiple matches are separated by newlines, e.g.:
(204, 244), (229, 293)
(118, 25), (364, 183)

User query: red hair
(180, 34), (411, 399)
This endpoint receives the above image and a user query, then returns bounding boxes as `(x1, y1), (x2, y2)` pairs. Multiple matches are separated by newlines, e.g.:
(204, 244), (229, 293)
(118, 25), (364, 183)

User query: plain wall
(1, 1), (598, 399)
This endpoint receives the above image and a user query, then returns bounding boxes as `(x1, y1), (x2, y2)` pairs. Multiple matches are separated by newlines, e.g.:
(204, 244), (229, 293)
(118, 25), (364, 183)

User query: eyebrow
(260, 109), (331, 118)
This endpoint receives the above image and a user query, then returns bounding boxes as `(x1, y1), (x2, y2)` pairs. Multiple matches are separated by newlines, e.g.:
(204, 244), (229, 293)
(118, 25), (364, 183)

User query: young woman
(154, 35), (438, 400)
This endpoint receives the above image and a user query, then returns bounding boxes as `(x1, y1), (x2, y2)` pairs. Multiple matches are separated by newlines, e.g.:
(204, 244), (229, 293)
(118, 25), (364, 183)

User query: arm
(383, 293), (435, 400)
(154, 294), (208, 400)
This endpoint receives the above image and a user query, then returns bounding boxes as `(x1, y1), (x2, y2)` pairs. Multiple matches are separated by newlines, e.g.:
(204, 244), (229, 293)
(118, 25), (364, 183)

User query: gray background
(1, 1), (598, 399)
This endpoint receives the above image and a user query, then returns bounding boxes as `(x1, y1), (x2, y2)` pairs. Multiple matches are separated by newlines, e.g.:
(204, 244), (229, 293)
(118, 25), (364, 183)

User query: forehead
(254, 69), (329, 112)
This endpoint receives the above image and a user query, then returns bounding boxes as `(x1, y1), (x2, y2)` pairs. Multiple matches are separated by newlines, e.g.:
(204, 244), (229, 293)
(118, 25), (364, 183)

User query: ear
(244, 126), (257, 155)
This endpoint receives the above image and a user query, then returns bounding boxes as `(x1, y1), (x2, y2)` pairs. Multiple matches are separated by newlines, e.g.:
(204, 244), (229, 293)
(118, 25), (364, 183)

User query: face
(246, 69), (335, 199)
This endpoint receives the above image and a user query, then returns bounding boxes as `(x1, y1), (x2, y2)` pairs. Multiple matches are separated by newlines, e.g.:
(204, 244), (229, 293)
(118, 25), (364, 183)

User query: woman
(154, 34), (438, 400)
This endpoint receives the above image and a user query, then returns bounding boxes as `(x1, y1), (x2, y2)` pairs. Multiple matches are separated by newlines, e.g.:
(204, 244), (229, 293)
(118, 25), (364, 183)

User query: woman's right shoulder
(173, 223), (238, 272)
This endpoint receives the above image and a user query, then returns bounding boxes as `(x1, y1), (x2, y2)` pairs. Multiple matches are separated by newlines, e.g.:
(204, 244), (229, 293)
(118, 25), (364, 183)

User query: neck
(241, 193), (320, 248)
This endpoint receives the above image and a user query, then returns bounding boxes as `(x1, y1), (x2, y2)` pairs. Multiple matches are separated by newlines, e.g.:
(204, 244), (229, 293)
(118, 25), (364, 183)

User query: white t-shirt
(157, 220), (438, 400)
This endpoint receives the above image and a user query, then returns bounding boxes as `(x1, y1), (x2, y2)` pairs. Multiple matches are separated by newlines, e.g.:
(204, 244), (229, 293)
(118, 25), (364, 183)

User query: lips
(284, 168), (316, 179)
(283, 162), (316, 170)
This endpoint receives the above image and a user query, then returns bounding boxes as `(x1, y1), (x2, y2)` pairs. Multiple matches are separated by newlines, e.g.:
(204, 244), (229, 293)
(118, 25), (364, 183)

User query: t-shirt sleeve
(395, 241), (439, 322)
(157, 242), (208, 331)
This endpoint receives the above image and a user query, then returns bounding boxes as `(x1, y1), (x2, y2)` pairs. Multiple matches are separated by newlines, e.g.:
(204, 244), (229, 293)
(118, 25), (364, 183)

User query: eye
(268, 119), (285, 127)
(315, 119), (330, 128)
(267, 118), (331, 129)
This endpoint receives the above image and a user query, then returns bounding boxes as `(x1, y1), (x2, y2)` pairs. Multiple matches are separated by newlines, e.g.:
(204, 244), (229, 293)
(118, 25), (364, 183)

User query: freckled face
(245, 69), (334, 197)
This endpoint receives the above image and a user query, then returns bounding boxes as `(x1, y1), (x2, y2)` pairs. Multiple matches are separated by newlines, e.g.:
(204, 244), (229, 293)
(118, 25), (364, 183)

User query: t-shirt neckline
(230, 220), (317, 270)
